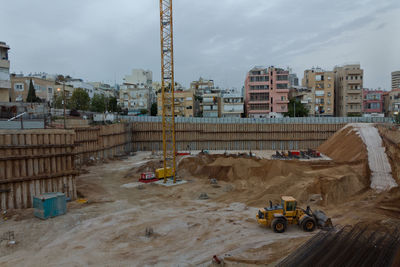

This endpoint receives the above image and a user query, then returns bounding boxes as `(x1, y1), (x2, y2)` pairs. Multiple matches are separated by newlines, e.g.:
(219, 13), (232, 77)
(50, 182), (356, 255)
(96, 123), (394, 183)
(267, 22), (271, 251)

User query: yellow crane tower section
(159, 0), (176, 183)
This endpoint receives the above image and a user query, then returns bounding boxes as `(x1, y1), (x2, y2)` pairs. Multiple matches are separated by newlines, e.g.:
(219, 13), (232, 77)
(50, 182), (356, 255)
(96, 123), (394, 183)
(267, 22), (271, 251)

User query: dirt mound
(179, 155), (367, 206)
(318, 125), (367, 163)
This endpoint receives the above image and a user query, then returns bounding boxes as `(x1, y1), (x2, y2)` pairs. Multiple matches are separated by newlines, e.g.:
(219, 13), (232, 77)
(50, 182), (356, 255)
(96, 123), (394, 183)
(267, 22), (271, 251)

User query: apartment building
(124, 69), (152, 87)
(302, 68), (335, 116)
(0, 42), (10, 102)
(119, 83), (151, 114)
(289, 86), (314, 112)
(190, 78), (214, 97)
(362, 89), (384, 115)
(244, 66), (289, 118)
(202, 92), (219, 117)
(90, 82), (116, 98)
(157, 90), (194, 117)
(334, 64), (364, 116)
(392, 71), (400, 90)
(10, 75), (73, 103)
(67, 79), (95, 98)
(218, 93), (244, 118)
(383, 89), (400, 117)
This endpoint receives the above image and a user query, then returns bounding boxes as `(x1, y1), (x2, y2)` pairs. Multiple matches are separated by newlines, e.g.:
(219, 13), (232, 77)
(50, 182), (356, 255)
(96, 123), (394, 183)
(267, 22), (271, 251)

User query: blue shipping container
(33, 192), (67, 220)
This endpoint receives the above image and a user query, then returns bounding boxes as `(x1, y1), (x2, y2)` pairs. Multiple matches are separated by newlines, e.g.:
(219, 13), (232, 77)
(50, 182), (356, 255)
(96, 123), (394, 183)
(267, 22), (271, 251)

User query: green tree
(140, 109), (148, 115)
(70, 88), (90, 110)
(108, 96), (118, 112)
(26, 79), (39, 103)
(285, 98), (309, 117)
(90, 93), (106, 112)
(53, 93), (63, 109)
(395, 113), (400, 124)
(151, 102), (157, 116)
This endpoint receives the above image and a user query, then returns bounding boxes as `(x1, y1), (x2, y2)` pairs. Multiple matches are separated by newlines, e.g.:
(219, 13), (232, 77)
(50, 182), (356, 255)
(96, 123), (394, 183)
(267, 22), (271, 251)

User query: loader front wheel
(272, 218), (286, 233)
(302, 218), (316, 232)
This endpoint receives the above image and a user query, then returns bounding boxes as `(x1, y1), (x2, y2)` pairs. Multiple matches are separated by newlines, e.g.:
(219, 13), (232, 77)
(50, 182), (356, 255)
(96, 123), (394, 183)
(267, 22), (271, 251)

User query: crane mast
(159, 0), (176, 183)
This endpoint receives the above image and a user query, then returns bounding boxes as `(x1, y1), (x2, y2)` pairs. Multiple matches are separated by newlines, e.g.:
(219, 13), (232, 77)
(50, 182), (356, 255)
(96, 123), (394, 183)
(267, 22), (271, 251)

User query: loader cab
(281, 196), (297, 218)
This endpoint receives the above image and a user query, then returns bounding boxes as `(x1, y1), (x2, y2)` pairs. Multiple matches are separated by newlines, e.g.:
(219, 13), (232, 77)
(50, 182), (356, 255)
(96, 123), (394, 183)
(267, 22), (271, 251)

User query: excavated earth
(0, 123), (399, 266)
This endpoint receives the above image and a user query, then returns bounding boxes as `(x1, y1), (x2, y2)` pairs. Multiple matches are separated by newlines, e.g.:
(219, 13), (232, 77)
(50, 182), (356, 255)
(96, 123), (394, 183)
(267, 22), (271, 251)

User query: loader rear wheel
(272, 218), (286, 233)
(302, 217), (316, 232)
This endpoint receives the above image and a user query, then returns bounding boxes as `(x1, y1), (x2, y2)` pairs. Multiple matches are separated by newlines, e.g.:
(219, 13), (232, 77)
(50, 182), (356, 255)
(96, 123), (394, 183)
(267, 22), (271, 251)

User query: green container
(33, 193), (67, 220)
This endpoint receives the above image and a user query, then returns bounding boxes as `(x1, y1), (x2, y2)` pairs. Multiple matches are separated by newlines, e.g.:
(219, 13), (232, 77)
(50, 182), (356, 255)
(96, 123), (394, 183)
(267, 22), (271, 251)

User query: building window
(276, 83), (288, 89)
(14, 83), (24, 91)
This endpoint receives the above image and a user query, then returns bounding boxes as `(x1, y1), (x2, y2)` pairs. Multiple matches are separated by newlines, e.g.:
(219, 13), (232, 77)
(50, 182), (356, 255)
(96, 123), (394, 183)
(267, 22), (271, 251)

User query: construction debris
(199, 193), (209, 200)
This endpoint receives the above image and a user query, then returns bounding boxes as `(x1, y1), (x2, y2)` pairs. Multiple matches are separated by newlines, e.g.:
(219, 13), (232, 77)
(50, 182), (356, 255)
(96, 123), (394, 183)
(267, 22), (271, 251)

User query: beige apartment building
(383, 89), (400, 117)
(119, 83), (152, 114)
(10, 75), (73, 103)
(334, 64), (364, 116)
(302, 68), (335, 116)
(157, 90), (194, 117)
(218, 94), (244, 118)
(0, 42), (10, 102)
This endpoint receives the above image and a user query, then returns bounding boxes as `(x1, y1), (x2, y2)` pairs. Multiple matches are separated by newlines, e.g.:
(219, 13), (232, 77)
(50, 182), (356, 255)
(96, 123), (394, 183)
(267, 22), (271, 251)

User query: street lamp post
(57, 84), (66, 129)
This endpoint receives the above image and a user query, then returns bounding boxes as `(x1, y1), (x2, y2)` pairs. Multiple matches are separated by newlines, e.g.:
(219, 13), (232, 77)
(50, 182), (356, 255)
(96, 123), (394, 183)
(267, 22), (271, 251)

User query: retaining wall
(132, 122), (346, 151)
(0, 129), (77, 209)
(0, 123), (133, 209)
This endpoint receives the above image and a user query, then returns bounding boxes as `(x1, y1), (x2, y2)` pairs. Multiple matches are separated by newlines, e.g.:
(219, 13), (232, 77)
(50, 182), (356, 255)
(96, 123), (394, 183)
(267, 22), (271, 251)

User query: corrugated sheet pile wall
(132, 122), (346, 151)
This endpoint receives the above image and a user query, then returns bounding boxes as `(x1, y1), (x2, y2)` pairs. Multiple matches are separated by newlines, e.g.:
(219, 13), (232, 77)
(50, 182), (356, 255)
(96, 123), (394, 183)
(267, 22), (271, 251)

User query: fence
(0, 129), (77, 209)
(122, 115), (392, 124)
(0, 120), (45, 129)
(132, 122), (346, 151)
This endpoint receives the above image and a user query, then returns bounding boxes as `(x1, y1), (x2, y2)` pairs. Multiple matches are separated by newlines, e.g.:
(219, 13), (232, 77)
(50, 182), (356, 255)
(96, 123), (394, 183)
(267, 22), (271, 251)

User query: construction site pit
(1, 123), (400, 266)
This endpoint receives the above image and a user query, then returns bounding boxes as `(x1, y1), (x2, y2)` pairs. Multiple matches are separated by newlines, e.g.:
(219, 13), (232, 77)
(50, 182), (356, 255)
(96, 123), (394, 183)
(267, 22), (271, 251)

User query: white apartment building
(67, 79), (95, 98)
(124, 69), (153, 87)
(202, 93), (219, 117)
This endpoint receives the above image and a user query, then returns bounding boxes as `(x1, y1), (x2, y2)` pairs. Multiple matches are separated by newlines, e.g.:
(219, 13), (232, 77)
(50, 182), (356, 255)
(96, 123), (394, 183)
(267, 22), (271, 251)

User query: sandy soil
(0, 153), (314, 266)
(1, 124), (400, 266)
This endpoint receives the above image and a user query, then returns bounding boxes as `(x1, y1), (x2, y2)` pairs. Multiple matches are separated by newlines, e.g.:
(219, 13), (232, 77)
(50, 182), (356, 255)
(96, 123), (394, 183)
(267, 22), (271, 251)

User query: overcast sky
(1, 0), (399, 90)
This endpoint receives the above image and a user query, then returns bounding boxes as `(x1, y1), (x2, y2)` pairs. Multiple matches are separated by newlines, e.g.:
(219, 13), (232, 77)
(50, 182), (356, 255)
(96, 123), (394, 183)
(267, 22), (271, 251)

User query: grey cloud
(1, 0), (399, 89)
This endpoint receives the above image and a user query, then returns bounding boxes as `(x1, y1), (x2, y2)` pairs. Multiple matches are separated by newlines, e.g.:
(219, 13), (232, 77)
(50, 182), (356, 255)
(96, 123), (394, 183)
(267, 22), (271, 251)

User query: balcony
(347, 99), (361, 104)
(248, 81), (269, 86)
(275, 89), (289, 93)
(276, 99), (289, 104)
(0, 60), (10, 69)
(347, 89), (362, 94)
(248, 100), (269, 104)
(0, 80), (11, 89)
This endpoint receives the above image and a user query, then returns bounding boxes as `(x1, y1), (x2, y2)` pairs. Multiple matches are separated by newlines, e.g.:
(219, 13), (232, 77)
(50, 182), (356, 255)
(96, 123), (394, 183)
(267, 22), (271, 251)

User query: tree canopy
(284, 98), (309, 117)
(26, 79), (40, 103)
(90, 94), (106, 112)
(70, 88), (90, 110)
(151, 102), (157, 116)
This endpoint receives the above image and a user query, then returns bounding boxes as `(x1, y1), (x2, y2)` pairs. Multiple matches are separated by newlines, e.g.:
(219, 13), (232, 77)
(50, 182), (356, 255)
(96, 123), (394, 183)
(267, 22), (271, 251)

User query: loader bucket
(313, 210), (333, 229)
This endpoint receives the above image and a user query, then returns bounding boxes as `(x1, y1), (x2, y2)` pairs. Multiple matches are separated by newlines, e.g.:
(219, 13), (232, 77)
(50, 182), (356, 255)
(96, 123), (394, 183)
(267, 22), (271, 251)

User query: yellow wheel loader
(256, 196), (332, 233)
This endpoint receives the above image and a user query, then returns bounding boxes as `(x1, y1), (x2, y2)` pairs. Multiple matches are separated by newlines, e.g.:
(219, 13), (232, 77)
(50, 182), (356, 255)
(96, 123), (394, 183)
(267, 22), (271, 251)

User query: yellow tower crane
(159, 0), (176, 183)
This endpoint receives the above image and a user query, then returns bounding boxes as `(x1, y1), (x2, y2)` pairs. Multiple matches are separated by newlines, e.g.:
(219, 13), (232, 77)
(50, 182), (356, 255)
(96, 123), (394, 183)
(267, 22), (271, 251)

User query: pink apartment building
(362, 89), (384, 114)
(244, 66), (289, 118)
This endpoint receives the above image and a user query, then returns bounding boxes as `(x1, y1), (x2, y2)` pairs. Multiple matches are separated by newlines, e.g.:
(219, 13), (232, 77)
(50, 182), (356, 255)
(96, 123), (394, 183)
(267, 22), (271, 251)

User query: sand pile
(179, 155), (367, 206)
(318, 125), (367, 163)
